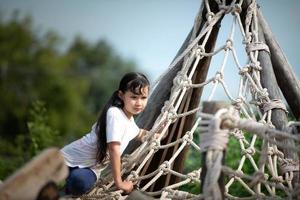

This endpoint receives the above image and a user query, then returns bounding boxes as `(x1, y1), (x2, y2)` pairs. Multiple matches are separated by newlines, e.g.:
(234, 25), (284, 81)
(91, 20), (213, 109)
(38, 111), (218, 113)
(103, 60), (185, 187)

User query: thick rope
(80, 1), (300, 199)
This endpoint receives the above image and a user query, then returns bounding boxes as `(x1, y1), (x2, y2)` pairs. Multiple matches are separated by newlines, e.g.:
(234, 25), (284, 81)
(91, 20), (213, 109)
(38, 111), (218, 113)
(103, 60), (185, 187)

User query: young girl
(61, 72), (150, 195)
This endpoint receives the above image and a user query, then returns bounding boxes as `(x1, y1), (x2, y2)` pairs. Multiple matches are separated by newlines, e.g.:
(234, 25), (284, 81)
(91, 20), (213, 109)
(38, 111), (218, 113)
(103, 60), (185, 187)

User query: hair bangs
(127, 79), (148, 95)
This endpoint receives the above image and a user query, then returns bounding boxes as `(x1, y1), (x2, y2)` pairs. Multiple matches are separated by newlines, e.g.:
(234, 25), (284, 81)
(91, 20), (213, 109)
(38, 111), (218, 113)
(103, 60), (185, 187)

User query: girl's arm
(108, 142), (133, 193)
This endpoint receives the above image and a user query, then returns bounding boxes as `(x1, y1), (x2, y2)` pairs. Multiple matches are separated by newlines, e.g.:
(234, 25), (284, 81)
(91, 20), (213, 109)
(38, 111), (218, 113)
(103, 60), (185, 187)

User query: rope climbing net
(80, 0), (300, 199)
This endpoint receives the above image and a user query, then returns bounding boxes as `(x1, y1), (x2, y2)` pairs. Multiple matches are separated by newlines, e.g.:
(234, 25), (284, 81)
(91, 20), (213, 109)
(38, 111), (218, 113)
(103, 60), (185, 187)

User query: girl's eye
(131, 96), (138, 99)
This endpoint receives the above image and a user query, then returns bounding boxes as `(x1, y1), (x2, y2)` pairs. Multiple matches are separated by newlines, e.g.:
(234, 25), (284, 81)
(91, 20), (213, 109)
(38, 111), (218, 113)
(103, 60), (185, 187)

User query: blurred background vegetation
(0, 12), (138, 179)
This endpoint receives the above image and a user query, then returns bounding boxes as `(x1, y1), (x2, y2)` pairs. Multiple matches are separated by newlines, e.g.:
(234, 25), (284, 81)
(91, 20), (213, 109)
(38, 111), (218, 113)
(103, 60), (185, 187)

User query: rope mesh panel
(78, 0), (300, 199)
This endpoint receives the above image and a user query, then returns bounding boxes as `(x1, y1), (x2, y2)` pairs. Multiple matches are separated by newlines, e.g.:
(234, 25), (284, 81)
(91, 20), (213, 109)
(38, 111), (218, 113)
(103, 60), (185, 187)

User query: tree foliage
(0, 13), (137, 179)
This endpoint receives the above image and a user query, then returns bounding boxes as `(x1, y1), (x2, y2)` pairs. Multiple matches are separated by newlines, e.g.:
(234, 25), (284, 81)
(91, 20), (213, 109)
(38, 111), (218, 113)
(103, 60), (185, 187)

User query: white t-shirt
(61, 106), (140, 171)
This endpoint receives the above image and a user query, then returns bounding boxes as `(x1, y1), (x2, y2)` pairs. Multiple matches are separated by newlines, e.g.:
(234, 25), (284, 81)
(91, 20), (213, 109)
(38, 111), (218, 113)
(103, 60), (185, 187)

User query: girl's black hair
(95, 72), (150, 164)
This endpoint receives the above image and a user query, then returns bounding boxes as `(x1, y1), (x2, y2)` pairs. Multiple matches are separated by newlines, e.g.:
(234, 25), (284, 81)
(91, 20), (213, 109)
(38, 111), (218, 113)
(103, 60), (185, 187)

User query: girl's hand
(117, 180), (134, 194)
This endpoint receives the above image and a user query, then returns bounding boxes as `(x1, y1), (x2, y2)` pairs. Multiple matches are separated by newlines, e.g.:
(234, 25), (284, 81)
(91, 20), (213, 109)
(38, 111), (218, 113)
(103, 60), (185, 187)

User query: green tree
(67, 36), (136, 113)
(0, 12), (138, 179)
(27, 101), (59, 156)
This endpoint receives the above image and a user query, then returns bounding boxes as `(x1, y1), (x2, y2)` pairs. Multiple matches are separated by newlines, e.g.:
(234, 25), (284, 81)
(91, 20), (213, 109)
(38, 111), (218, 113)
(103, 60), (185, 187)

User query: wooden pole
(257, 18), (299, 185)
(0, 148), (68, 200)
(257, 9), (300, 121)
(170, 13), (223, 185)
(240, 0), (299, 186)
(136, 0), (223, 192)
(200, 101), (231, 200)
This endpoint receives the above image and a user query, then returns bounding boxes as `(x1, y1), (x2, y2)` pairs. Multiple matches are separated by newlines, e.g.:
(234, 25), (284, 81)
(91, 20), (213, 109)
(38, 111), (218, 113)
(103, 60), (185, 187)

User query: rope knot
(242, 147), (255, 156)
(161, 101), (178, 123)
(159, 161), (171, 174)
(225, 39), (233, 50)
(167, 107), (178, 123)
(150, 139), (160, 152)
(262, 99), (288, 113)
(232, 97), (244, 110)
(173, 72), (192, 89)
(258, 88), (269, 100)
(239, 66), (250, 75)
(230, 130), (245, 141)
(270, 176), (284, 183)
(213, 71), (223, 83)
(206, 12), (215, 22)
(243, 33), (252, 44)
(249, 61), (262, 71)
(230, 169), (243, 180)
(183, 131), (193, 143)
(187, 170), (200, 182)
(195, 45), (205, 58)
(130, 171), (139, 181)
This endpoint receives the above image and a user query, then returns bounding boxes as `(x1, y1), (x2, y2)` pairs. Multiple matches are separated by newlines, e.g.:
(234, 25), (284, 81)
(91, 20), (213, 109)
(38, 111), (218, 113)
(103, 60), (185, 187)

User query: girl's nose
(136, 99), (142, 106)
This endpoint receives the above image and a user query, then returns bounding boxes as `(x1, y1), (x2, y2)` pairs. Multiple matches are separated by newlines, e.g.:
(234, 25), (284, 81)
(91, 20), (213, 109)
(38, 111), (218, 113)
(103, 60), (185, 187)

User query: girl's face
(119, 86), (149, 118)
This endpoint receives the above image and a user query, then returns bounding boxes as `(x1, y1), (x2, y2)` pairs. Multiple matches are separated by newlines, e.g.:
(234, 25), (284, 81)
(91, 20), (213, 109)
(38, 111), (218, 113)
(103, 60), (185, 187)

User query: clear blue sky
(1, 0), (299, 100)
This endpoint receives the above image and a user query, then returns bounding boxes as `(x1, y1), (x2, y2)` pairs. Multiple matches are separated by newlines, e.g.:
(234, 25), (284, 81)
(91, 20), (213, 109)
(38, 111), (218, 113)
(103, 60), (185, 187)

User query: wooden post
(0, 148), (68, 200)
(200, 101), (230, 200)
(257, 9), (300, 121)
(240, 0), (299, 186)
(257, 19), (299, 185)
(170, 1), (223, 185)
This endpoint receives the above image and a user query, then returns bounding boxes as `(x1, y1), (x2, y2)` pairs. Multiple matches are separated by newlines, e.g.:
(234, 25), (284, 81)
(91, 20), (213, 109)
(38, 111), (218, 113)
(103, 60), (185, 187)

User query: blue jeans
(65, 167), (97, 196)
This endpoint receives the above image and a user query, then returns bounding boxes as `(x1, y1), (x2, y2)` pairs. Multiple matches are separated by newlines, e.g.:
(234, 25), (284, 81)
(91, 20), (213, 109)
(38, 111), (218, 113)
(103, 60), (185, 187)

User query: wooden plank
(0, 148), (68, 200)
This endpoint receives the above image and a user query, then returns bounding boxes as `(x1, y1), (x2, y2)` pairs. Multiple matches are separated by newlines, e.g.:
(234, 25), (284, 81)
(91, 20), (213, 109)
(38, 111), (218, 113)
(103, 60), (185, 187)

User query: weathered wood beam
(150, 88), (190, 191)
(257, 9), (300, 121)
(240, 0), (299, 185)
(0, 148), (68, 200)
(138, 0), (223, 192)
(200, 101), (231, 200)
(257, 19), (299, 185)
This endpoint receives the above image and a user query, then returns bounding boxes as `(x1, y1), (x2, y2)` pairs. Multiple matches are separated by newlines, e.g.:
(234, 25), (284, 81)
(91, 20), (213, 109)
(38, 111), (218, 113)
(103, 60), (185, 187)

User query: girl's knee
(66, 169), (96, 195)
